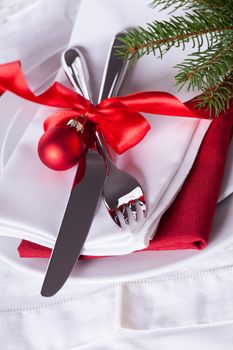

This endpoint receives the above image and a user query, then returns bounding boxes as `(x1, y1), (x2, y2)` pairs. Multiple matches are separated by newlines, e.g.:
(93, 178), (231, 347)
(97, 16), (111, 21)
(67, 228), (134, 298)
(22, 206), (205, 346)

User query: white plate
(0, 191), (232, 284)
(0, 56), (233, 283)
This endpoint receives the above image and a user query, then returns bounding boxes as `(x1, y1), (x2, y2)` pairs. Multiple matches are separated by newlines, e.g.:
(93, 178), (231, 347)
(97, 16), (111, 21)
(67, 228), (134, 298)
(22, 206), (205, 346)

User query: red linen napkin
(18, 106), (233, 258)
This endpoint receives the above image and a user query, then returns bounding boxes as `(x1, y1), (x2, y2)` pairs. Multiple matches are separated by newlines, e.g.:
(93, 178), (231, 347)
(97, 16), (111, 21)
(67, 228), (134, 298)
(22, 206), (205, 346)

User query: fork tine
(119, 205), (129, 225)
(129, 201), (138, 221)
(137, 196), (147, 217)
(109, 209), (121, 228)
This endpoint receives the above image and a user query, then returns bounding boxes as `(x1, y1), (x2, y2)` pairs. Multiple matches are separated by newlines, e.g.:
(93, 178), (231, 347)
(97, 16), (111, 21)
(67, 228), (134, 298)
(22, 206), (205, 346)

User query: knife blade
(41, 49), (106, 297)
(41, 150), (105, 297)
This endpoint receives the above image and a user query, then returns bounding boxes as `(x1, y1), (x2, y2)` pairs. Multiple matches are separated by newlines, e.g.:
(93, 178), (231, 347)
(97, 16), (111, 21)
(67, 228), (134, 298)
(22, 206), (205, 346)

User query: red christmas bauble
(38, 126), (83, 171)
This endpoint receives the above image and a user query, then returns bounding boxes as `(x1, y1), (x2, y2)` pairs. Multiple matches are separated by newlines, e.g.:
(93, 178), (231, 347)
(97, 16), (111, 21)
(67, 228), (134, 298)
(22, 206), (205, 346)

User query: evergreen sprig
(175, 42), (233, 90)
(117, 0), (233, 116)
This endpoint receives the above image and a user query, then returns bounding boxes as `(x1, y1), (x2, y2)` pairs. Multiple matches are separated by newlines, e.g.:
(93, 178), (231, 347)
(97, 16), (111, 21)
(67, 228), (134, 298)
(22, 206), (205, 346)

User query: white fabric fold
(0, 0), (211, 255)
(2, 3), (233, 350)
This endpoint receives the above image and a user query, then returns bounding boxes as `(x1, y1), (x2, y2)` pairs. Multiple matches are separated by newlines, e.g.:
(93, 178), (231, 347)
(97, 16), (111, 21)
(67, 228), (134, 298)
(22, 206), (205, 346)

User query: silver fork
(64, 33), (147, 227)
(97, 33), (147, 226)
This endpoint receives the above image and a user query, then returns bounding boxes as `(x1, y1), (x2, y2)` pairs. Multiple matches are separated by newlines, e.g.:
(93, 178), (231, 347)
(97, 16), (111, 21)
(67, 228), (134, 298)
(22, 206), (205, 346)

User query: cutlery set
(41, 31), (147, 296)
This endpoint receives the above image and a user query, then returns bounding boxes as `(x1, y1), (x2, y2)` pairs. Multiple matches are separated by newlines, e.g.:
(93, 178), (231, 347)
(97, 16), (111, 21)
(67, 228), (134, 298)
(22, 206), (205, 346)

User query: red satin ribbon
(0, 61), (210, 154)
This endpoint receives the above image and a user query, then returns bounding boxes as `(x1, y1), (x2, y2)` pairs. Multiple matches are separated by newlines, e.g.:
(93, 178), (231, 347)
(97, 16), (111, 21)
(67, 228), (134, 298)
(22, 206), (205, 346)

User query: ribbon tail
(0, 61), (91, 111)
(115, 91), (211, 119)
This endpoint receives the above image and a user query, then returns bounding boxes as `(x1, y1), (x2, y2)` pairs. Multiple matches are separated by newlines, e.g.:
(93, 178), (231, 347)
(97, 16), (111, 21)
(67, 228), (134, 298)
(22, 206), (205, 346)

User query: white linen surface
(0, 0), (211, 256)
(1, 1), (233, 350)
(2, 245), (233, 350)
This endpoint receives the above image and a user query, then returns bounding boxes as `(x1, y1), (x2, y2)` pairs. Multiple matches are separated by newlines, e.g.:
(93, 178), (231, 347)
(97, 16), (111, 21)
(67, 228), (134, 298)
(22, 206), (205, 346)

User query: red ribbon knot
(84, 105), (99, 122)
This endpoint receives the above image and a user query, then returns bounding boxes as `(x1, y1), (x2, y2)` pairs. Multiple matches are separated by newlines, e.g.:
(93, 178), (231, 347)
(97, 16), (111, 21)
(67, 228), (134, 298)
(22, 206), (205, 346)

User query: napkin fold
(18, 106), (233, 258)
(147, 108), (233, 250)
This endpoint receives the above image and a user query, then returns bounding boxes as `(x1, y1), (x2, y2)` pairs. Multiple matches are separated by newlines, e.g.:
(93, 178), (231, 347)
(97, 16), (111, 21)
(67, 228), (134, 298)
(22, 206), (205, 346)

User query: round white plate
(0, 191), (232, 283)
(0, 54), (233, 283)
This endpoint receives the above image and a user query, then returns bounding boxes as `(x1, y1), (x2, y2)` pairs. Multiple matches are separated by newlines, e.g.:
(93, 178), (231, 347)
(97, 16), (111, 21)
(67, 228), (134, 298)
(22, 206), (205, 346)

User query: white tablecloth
(1, 1), (233, 349)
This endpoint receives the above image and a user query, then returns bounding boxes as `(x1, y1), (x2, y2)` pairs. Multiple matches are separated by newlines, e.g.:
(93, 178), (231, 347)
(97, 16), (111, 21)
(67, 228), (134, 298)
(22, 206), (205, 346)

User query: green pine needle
(175, 42), (233, 91)
(196, 75), (233, 116)
(117, 0), (233, 117)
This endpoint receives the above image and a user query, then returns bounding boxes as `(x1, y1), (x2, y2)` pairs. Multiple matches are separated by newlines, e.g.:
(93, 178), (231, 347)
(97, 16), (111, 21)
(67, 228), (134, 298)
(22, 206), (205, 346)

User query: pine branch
(117, 11), (233, 59)
(196, 74), (233, 116)
(175, 41), (233, 91)
(117, 1), (233, 116)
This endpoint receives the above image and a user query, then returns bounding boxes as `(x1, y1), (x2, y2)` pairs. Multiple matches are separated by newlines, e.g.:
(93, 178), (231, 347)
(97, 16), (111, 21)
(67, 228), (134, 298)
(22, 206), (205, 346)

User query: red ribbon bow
(0, 61), (210, 154)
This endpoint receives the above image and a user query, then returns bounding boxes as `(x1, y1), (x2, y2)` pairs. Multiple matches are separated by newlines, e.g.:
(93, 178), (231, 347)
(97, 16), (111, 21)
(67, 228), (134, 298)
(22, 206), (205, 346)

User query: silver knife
(41, 34), (129, 297)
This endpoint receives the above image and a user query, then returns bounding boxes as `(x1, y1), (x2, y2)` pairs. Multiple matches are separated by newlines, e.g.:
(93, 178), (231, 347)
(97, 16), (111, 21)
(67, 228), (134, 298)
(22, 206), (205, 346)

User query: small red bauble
(38, 126), (83, 171)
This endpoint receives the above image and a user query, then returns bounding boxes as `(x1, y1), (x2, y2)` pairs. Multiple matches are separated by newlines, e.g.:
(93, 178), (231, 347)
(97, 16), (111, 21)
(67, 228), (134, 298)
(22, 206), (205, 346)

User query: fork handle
(95, 32), (130, 169)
